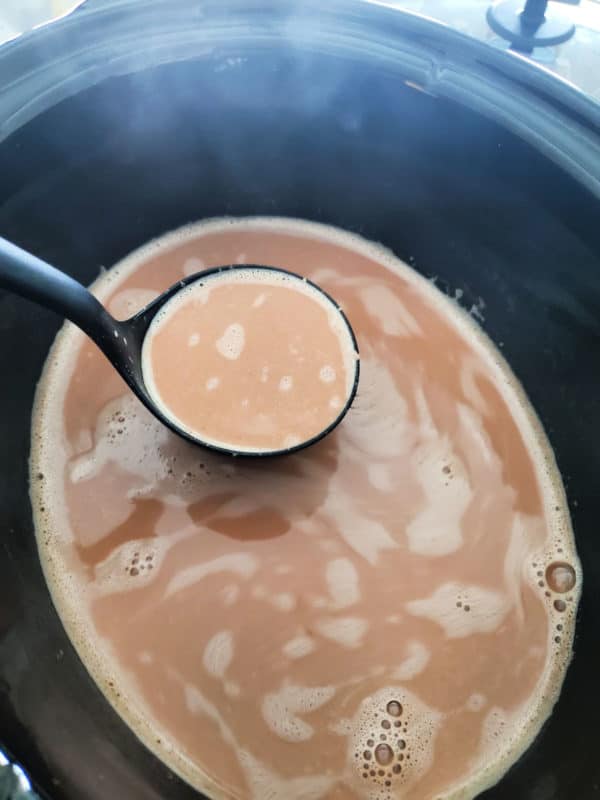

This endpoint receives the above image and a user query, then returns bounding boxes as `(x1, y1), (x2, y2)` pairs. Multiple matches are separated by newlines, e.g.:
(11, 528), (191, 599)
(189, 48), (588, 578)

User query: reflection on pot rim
(0, 0), (85, 47)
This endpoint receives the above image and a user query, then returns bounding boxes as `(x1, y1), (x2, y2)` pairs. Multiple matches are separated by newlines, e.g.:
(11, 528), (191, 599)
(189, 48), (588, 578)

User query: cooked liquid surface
(31, 218), (580, 800)
(142, 268), (357, 453)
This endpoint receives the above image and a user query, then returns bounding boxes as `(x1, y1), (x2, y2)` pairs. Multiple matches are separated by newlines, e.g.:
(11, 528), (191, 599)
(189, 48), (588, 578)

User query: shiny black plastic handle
(0, 236), (120, 349)
(0, 235), (162, 418)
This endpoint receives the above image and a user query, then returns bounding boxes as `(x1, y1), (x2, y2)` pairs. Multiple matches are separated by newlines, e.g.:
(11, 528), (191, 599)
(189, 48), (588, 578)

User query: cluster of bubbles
(441, 462), (456, 488)
(451, 586), (473, 615)
(177, 461), (216, 487)
(89, 395), (224, 496)
(532, 555), (577, 649)
(105, 408), (130, 443)
(356, 700), (411, 793)
(125, 550), (155, 578)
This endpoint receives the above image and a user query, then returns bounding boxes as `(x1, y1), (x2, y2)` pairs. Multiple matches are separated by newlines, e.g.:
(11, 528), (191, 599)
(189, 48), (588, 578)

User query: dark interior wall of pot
(0, 49), (600, 799)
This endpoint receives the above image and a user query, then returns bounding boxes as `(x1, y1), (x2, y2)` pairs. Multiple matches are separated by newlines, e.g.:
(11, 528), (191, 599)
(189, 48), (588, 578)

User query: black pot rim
(0, 0), (599, 195)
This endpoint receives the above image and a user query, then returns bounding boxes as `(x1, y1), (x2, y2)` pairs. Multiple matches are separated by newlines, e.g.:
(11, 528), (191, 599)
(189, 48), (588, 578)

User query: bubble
(367, 739), (375, 747)
(363, 750), (371, 760)
(393, 764), (402, 774)
(382, 720), (391, 730)
(374, 743), (394, 766)
(546, 562), (576, 594)
(387, 701), (402, 717)
(398, 739), (406, 750)
(554, 599), (567, 612)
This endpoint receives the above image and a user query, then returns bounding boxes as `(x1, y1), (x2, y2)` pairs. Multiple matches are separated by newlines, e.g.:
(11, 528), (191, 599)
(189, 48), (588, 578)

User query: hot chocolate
(30, 217), (580, 799)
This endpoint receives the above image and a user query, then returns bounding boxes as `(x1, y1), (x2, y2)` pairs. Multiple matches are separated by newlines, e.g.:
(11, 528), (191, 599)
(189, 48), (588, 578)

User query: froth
(406, 582), (509, 639)
(68, 394), (170, 492)
(325, 557), (360, 610)
(347, 687), (441, 798)
(165, 553), (259, 599)
(319, 365), (336, 383)
(282, 635), (316, 660)
(261, 684), (336, 742)
(93, 537), (170, 596)
(315, 616), (368, 649)
(203, 630), (234, 679)
(392, 641), (431, 681)
(358, 285), (422, 338)
(216, 323), (246, 361)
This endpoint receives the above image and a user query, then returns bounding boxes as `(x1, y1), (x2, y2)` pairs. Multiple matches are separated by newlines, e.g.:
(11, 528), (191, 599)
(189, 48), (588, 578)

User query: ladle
(0, 236), (359, 456)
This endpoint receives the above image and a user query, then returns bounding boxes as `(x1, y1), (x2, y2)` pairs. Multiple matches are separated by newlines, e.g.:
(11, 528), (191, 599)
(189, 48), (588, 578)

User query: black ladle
(0, 236), (359, 456)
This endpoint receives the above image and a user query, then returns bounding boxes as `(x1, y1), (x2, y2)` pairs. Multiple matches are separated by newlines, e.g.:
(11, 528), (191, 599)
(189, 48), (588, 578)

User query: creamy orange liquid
(30, 218), (581, 800)
(141, 268), (358, 453)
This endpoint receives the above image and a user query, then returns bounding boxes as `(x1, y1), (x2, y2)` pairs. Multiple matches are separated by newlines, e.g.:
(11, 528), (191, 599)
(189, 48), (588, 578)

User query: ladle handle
(0, 236), (118, 347)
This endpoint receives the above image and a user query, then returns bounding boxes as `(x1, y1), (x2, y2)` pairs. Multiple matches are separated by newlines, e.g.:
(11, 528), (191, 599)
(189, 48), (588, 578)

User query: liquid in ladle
(141, 267), (358, 454)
